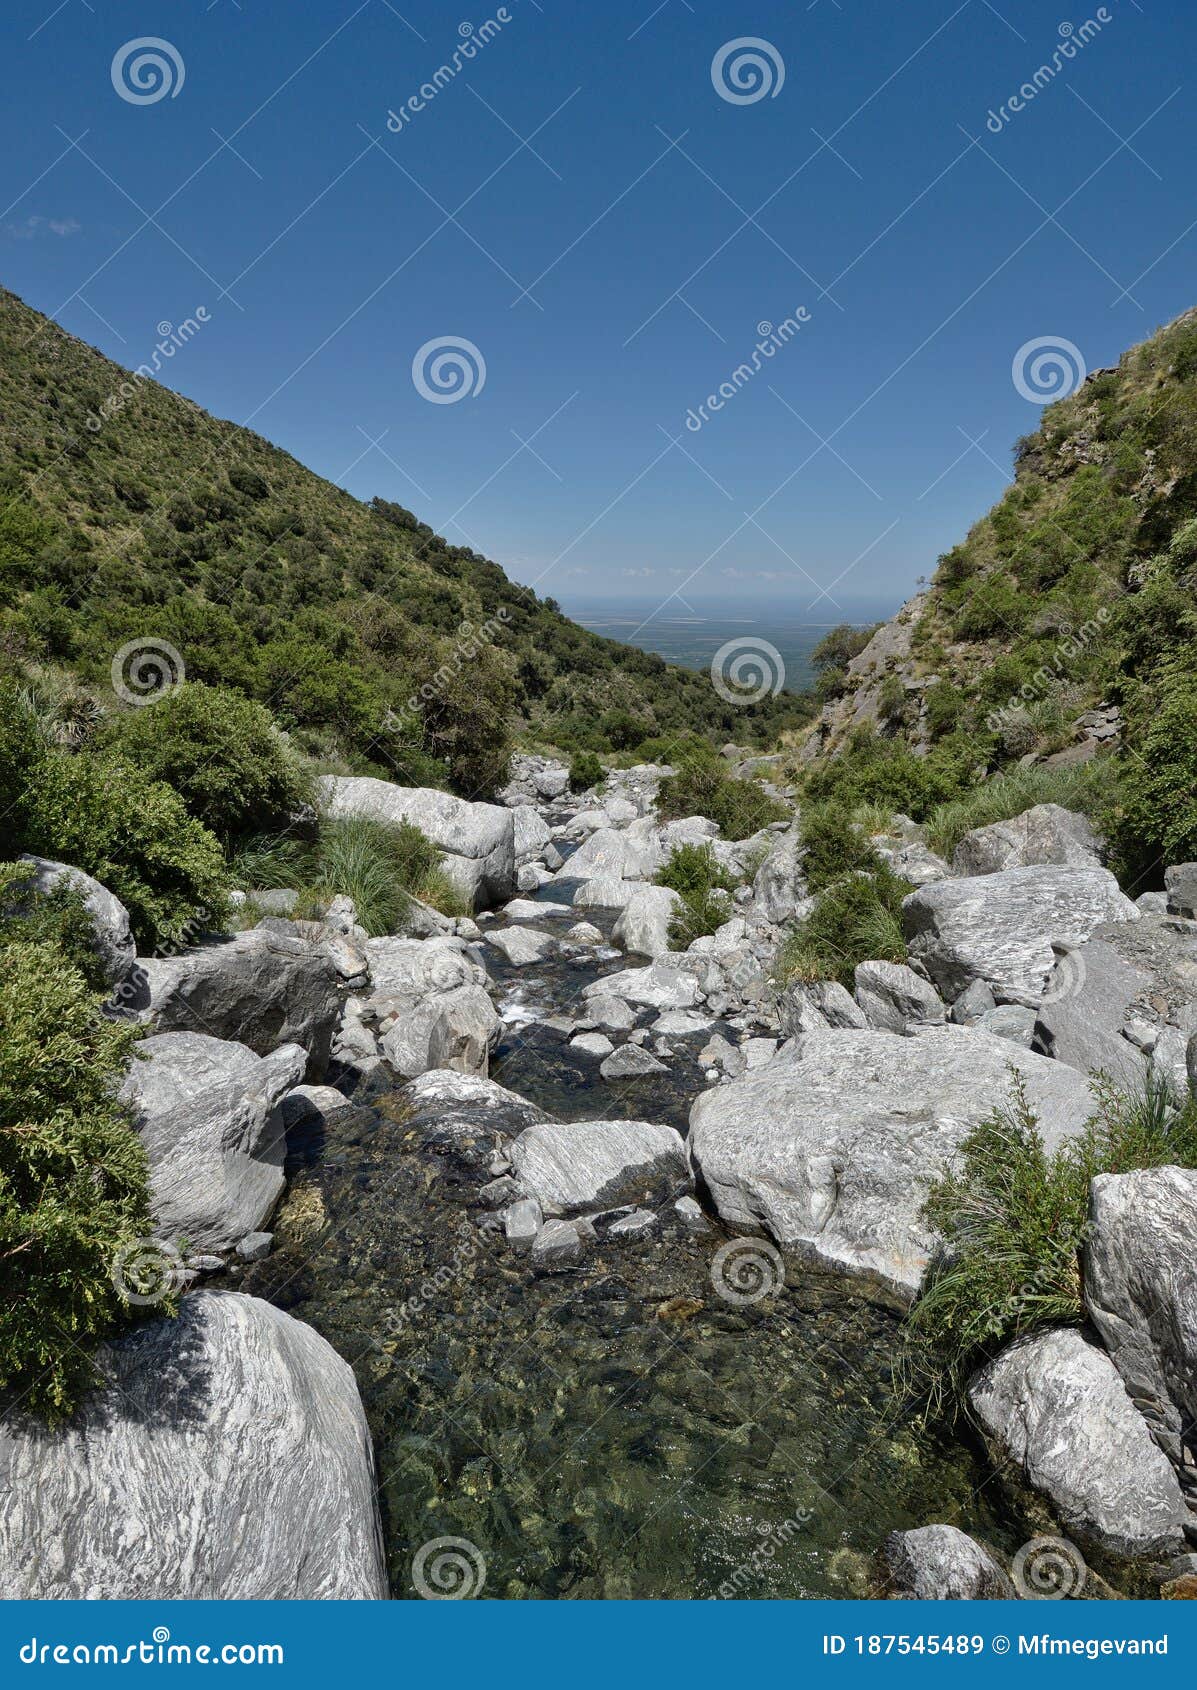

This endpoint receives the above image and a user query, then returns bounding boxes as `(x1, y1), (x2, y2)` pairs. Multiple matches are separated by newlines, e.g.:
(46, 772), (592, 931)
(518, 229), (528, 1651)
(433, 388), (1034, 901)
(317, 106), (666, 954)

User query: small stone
(978, 1004), (1037, 1047)
(234, 1232), (273, 1263)
(530, 1218), (583, 1269)
(950, 980), (996, 1025)
(189, 1254), (225, 1274)
(584, 996), (638, 1032)
(479, 1175), (521, 1207)
(567, 921), (603, 944)
(607, 1208), (657, 1238)
(503, 1198), (542, 1251)
(570, 1031), (615, 1058)
(600, 1044), (667, 1079)
(673, 1195), (709, 1233)
(742, 1037), (778, 1069)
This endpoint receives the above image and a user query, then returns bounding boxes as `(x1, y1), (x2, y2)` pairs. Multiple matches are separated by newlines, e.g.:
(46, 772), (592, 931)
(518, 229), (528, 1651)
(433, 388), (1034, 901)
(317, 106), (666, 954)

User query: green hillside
(0, 286), (796, 795)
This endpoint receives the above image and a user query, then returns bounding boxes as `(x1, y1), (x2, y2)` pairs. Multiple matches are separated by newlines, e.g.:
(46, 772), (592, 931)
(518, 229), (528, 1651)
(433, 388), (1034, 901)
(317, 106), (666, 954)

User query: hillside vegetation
(0, 286), (794, 798)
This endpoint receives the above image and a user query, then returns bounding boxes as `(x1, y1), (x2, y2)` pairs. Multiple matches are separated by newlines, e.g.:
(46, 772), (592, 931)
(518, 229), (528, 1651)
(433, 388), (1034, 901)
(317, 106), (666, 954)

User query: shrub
(799, 804), (882, 893)
(569, 750), (604, 792)
(1111, 660), (1197, 879)
(0, 939), (160, 1422)
(906, 1076), (1197, 1416)
(801, 725), (983, 821)
(0, 861), (110, 991)
(658, 746), (786, 841)
(775, 861), (909, 988)
(309, 815), (468, 935)
(228, 832), (312, 891)
(923, 758), (1122, 862)
(655, 842), (735, 947)
(108, 682), (307, 844)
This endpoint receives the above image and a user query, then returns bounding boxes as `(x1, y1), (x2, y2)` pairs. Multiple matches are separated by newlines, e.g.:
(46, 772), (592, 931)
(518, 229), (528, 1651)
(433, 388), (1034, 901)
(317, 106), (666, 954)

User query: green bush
(799, 804), (882, 893)
(906, 1077), (1197, 1416)
(0, 939), (161, 1422)
(108, 682), (307, 843)
(655, 842), (735, 947)
(569, 750), (604, 792)
(0, 861), (110, 992)
(923, 758), (1122, 862)
(1112, 660), (1197, 879)
(658, 746), (786, 841)
(0, 683), (228, 950)
(802, 725), (985, 821)
(776, 862), (909, 988)
(307, 815), (467, 935)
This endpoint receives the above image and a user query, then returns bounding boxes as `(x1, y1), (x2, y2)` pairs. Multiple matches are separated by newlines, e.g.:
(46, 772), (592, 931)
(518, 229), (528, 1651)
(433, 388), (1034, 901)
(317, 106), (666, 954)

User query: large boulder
(557, 824), (660, 885)
(582, 959), (700, 1011)
(751, 827), (809, 925)
(380, 984), (498, 1080)
(969, 1328), (1188, 1558)
(120, 1033), (304, 1252)
(1032, 938), (1151, 1086)
(512, 804), (551, 864)
(16, 855), (135, 984)
(318, 775), (515, 910)
(510, 1119), (691, 1217)
(0, 1292), (387, 1598)
(951, 804), (1103, 877)
(687, 1026), (1096, 1301)
(1085, 1166), (1197, 1479)
(360, 935), (498, 1077)
(612, 885), (682, 958)
(903, 866), (1139, 1005)
(853, 960), (945, 1034)
(127, 927), (343, 1075)
(884, 1525), (1014, 1600)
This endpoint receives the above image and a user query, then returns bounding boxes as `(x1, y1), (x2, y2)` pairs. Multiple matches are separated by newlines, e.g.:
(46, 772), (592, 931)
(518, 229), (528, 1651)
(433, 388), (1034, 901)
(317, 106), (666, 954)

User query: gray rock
(854, 960), (946, 1034)
(612, 885), (682, 958)
(503, 1197), (543, 1250)
(950, 979), (996, 1025)
(486, 926), (555, 966)
(0, 1291), (387, 1598)
(742, 1037), (779, 1069)
(581, 995), (639, 1033)
(567, 920), (603, 944)
(127, 927), (343, 1075)
(951, 804), (1103, 877)
(516, 864), (545, 893)
(807, 979), (870, 1029)
(881, 840), (952, 887)
(479, 1174), (521, 1206)
(969, 1328), (1188, 1557)
(688, 1027), (1096, 1300)
(673, 1195), (709, 1233)
(502, 897), (569, 921)
(278, 1083), (352, 1130)
(380, 983), (499, 1080)
(120, 1033), (305, 1253)
(1032, 938), (1151, 1086)
(391, 1069), (548, 1170)
(652, 1009), (715, 1036)
(1085, 1166), (1197, 1476)
(511, 1118), (691, 1217)
(16, 855), (135, 983)
(884, 1525), (1014, 1600)
(599, 1043), (668, 1079)
(903, 866), (1139, 1005)
(607, 1208), (657, 1238)
(318, 775), (515, 910)
(1137, 891), (1169, 916)
(1165, 863), (1197, 920)
(751, 828), (808, 924)
(1149, 1026), (1191, 1105)
(976, 1004), (1037, 1047)
(542, 841), (565, 871)
(248, 888), (299, 916)
(530, 1218), (584, 1269)
(572, 874), (638, 910)
(583, 959), (700, 1011)
(235, 1231), (273, 1263)
(697, 1033), (745, 1077)
(570, 1031), (614, 1058)
(512, 804), (552, 864)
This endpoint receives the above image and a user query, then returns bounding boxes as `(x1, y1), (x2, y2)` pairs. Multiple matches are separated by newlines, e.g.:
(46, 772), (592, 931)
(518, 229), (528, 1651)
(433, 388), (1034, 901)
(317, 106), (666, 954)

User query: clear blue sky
(3, 0), (1194, 622)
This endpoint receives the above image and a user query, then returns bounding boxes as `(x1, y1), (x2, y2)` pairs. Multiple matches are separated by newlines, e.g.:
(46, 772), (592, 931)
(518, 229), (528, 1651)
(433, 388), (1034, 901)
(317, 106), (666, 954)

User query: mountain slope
(796, 306), (1197, 879)
(0, 287), (796, 793)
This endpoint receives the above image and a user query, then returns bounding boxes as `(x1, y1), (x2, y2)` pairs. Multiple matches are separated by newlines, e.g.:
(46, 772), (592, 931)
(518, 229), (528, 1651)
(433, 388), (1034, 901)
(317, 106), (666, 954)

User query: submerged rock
(0, 1292), (387, 1598)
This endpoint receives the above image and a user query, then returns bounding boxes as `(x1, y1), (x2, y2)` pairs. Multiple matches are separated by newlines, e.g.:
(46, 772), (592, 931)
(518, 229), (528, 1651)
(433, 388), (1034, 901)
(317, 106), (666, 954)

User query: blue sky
(2, 0), (1194, 623)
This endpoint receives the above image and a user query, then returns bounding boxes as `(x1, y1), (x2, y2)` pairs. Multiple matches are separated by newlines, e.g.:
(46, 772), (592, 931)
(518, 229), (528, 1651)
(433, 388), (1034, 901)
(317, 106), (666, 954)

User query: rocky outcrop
(127, 926), (345, 1075)
(687, 1026), (1096, 1300)
(510, 1119), (691, 1216)
(0, 1292), (387, 1598)
(951, 804), (1102, 876)
(903, 866), (1139, 1005)
(1165, 863), (1197, 920)
(318, 775), (515, 909)
(16, 854), (135, 984)
(969, 1328), (1188, 1558)
(120, 1033), (305, 1253)
(1085, 1166), (1197, 1487)
(884, 1525), (1015, 1600)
